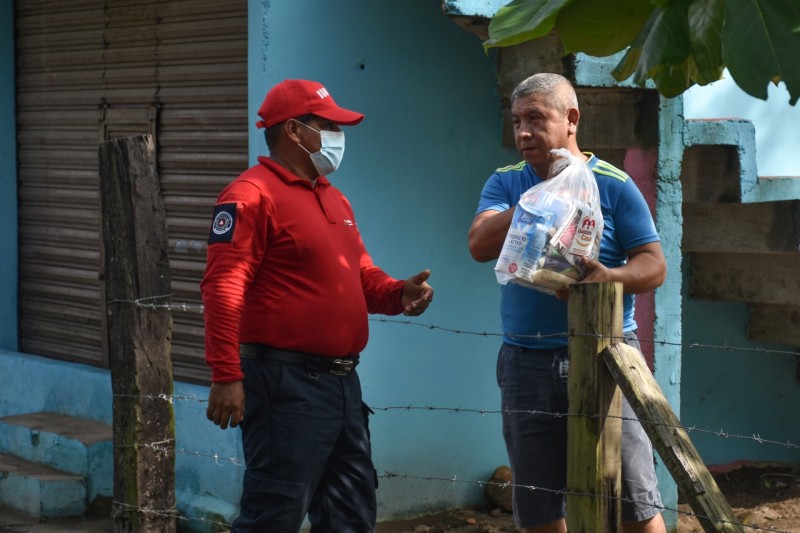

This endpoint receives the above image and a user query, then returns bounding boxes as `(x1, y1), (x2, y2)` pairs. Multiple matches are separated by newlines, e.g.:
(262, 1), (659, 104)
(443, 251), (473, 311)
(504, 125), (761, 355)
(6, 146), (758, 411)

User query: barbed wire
(106, 471), (800, 533)
(111, 391), (800, 451)
(108, 294), (204, 313)
(102, 295), (800, 531)
(109, 295), (799, 357)
(112, 438), (245, 467)
(112, 501), (232, 530)
(369, 316), (799, 357)
(380, 472), (798, 533)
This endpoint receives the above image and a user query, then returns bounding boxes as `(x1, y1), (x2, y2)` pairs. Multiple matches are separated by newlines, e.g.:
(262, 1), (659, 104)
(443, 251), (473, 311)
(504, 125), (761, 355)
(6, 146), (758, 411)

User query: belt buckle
(329, 358), (355, 376)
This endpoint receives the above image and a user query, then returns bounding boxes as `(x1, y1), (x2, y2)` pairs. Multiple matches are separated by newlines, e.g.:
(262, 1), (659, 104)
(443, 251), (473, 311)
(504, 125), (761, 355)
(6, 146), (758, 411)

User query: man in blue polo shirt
(468, 73), (667, 533)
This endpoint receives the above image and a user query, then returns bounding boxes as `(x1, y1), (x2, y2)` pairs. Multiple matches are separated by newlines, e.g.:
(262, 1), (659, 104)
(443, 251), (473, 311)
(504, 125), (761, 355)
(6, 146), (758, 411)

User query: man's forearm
(468, 209), (515, 262)
(614, 249), (667, 294)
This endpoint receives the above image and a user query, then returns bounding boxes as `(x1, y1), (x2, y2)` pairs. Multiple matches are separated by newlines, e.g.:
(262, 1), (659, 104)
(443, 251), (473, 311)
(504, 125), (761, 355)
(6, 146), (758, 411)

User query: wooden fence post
(603, 342), (744, 532)
(99, 134), (176, 533)
(566, 281), (623, 532)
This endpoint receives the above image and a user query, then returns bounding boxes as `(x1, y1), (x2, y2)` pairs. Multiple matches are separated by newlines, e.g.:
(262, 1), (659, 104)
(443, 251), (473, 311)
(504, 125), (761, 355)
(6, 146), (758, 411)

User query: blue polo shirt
(476, 154), (659, 349)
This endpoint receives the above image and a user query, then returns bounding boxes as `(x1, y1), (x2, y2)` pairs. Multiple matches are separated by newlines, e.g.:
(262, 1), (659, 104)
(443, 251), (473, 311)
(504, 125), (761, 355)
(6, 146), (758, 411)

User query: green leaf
(687, 55), (724, 87)
(687, 0), (725, 85)
(637, 0), (692, 81)
(555, 0), (655, 56)
(612, 13), (657, 81)
(483, 0), (574, 50)
(651, 60), (694, 97)
(611, 1), (692, 89)
(723, 0), (800, 104)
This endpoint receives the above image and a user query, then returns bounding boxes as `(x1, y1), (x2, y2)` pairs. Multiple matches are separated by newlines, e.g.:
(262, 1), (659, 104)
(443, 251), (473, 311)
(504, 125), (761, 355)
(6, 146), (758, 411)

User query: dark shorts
(497, 332), (663, 527)
(233, 356), (376, 533)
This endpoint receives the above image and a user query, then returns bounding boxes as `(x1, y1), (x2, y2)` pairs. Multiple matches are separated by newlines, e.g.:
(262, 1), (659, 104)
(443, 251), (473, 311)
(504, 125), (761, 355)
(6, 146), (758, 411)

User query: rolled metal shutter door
(15, 0), (247, 382)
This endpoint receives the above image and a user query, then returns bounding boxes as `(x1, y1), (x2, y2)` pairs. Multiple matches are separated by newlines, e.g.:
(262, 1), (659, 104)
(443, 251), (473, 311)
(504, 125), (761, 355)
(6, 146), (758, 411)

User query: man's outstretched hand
(402, 269), (434, 316)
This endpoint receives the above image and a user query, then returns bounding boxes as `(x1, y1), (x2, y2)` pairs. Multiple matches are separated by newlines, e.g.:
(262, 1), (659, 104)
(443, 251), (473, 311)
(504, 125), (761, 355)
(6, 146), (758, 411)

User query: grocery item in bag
(494, 148), (603, 294)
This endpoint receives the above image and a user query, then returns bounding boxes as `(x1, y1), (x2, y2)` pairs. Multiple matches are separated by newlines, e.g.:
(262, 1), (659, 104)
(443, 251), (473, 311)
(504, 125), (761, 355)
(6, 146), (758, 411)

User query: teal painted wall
(680, 294), (800, 467)
(1, 0), (797, 529)
(0, 352), (243, 529)
(652, 95), (686, 530)
(248, 0), (516, 519)
(682, 79), (800, 469)
(0, 0), (18, 351)
(0, 0), (514, 525)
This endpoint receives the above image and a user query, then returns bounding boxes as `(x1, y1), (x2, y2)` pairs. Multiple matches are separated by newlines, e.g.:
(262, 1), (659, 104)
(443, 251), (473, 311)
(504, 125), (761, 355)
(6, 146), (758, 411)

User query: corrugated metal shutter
(15, 0), (247, 382)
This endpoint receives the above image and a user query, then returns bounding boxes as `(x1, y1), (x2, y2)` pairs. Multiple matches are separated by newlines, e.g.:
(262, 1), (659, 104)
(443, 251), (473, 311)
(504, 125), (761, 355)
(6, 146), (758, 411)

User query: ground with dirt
(376, 465), (800, 532)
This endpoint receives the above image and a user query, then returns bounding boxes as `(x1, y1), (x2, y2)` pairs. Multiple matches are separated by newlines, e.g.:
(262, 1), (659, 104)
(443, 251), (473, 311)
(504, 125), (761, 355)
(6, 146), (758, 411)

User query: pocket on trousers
(238, 472), (306, 529)
(361, 402), (378, 489)
(242, 471), (304, 498)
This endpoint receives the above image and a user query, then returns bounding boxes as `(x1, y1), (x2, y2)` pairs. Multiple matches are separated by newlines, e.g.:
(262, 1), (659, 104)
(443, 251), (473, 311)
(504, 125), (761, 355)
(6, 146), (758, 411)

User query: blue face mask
(295, 121), (345, 176)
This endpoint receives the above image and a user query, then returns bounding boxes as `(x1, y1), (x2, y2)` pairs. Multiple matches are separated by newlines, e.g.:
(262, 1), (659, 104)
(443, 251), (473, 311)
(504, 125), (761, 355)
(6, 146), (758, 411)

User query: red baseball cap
(255, 79), (364, 129)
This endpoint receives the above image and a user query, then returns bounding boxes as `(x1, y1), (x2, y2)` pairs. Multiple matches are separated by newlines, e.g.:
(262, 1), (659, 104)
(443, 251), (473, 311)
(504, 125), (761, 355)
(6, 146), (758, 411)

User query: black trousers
(232, 357), (376, 533)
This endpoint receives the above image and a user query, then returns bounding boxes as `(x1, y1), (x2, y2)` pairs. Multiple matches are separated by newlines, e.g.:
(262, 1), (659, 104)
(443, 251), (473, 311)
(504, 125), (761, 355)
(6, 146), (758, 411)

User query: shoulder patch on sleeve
(208, 203), (237, 244)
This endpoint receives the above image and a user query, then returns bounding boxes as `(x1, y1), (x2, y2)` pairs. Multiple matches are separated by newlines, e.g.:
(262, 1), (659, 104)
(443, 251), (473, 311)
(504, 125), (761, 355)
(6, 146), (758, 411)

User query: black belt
(240, 344), (359, 376)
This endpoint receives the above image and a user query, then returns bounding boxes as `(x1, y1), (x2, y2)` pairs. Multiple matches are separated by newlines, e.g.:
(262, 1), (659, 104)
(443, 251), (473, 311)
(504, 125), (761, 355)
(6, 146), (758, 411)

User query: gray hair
(510, 73), (579, 115)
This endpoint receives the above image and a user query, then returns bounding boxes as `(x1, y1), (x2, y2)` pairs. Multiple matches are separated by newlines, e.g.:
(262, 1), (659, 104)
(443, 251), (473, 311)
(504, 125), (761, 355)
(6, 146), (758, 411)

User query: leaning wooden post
(603, 342), (744, 532)
(99, 134), (176, 533)
(566, 281), (623, 532)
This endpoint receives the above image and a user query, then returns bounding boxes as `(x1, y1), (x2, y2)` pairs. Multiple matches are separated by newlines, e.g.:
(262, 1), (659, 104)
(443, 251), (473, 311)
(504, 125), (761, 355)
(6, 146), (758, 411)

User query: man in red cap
(201, 79), (434, 532)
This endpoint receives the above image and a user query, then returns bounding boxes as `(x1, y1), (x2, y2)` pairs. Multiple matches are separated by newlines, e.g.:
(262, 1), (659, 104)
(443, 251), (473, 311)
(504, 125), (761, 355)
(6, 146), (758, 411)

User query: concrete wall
(0, 351), (243, 528)
(685, 73), (800, 177)
(247, 0), (516, 519)
(681, 78), (800, 469)
(1, 0), (798, 529)
(680, 298), (800, 468)
(0, 0), (515, 527)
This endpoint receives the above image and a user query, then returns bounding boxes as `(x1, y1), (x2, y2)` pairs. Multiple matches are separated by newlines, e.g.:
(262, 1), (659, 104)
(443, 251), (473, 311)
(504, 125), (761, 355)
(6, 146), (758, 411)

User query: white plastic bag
(494, 148), (604, 295)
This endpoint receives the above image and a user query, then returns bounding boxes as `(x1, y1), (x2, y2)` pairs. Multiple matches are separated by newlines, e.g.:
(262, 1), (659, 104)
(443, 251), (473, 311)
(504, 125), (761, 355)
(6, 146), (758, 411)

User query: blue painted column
(0, 0), (19, 352)
(247, 0), (268, 164)
(654, 94), (685, 532)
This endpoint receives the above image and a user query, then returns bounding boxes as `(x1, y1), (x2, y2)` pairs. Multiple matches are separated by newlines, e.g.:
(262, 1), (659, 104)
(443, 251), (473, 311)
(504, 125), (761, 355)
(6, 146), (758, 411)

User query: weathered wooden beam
(683, 200), (800, 253)
(99, 134), (176, 533)
(688, 252), (800, 305)
(680, 145), (742, 204)
(747, 303), (800, 347)
(566, 281), (623, 532)
(603, 343), (743, 532)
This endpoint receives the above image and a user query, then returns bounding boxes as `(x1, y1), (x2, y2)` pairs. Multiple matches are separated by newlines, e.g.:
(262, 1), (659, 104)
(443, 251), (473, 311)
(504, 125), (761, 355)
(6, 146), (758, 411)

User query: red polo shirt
(201, 157), (405, 383)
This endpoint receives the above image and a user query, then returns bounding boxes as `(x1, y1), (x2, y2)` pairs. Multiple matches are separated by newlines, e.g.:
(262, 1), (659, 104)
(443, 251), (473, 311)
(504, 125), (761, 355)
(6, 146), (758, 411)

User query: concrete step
(0, 412), (113, 503)
(0, 452), (86, 518)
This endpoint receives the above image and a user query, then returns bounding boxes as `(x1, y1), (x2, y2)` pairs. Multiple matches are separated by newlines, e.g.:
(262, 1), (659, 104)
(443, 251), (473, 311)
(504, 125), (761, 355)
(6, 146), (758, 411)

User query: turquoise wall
(0, 0), (18, 351)
(0, 352), (243, 530)
(680, 296), (800, 468)
(2, 0), (797, 529)
(248, 0), (516, 518)
(653, 95), (686, 531)
(682, 78), (800, 469)
(0, 0), (515, 525)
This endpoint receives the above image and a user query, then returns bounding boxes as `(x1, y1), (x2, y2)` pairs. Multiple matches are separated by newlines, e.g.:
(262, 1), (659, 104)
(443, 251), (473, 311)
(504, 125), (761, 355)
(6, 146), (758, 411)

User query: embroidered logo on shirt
(343, 219), (354, 226)
(208, 203), (237, 244)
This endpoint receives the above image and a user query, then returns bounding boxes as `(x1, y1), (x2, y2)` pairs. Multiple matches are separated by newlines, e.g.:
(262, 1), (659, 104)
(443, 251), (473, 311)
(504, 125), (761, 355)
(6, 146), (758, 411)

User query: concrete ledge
(0, 452), (85, 518)
(684, 118), (800, 202)
(0, 412), (112, 502)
